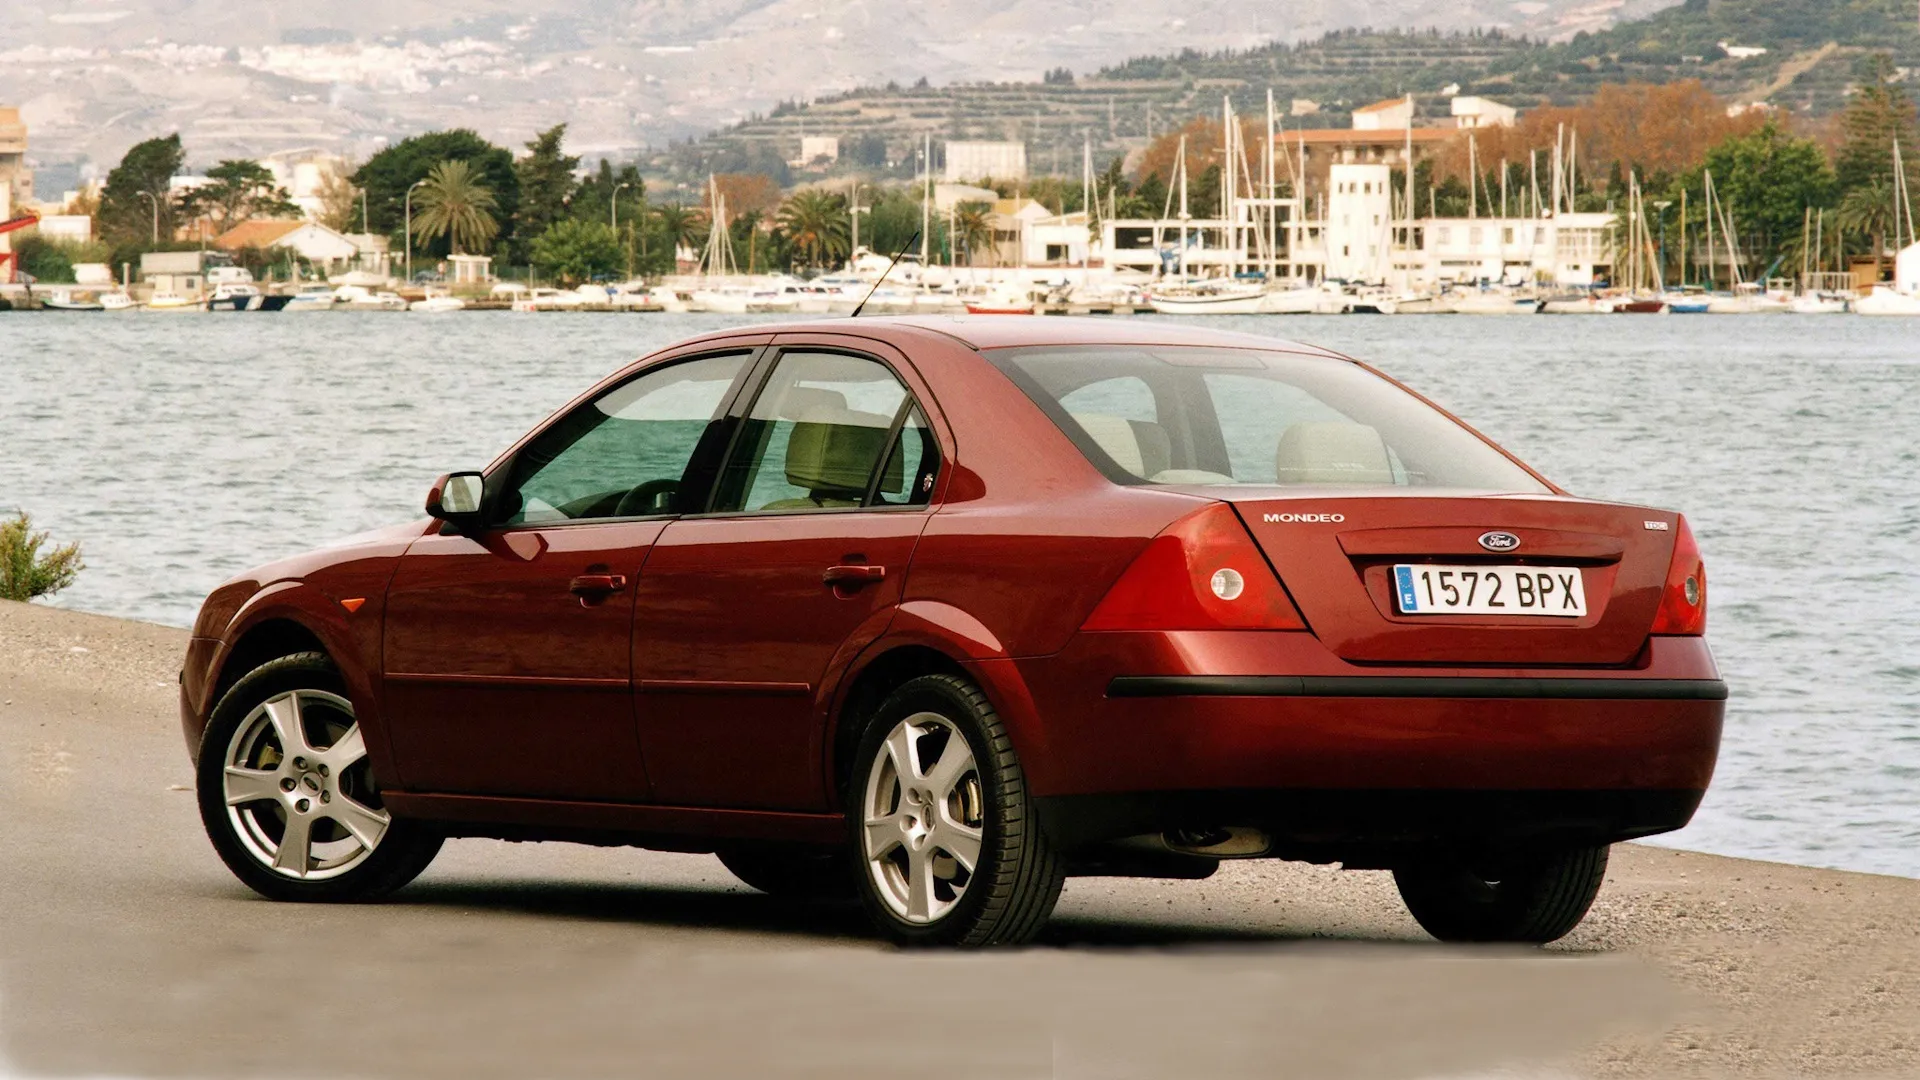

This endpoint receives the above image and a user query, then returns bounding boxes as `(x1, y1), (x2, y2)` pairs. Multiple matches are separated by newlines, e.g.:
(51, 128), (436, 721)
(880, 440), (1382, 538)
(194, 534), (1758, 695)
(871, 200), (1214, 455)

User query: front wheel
(849, 674), (1064, 947)
(196, 652), (442, 902)
(1393, 843), (1610, 944)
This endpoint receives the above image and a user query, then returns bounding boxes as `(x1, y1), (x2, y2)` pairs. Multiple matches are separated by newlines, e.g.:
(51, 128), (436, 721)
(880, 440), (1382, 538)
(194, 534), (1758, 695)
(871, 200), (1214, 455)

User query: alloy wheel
(860, 712), (986, 924)
(221, 689), (389, 881)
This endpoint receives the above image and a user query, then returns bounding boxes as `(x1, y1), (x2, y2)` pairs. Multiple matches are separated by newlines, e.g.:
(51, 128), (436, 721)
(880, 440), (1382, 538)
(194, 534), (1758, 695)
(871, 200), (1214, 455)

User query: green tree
(514, 124), (580, 258)
(530, 219), (621, 286)
(1835, 55), (1920, 196)
(953, 201), (994, 265)
(351, 130), (518, 252)
(186, 160), (301, 233)
(1838, 178), (1899, 280)
(1699, 121), (1837, 262)
(571, 159), (646, 227)
(776, 189), (850, 269)
(411, 160), (500, 255)
(98, 134), (184, 245)
(0, 512), (83, 602)
(651, 203), (706, 256)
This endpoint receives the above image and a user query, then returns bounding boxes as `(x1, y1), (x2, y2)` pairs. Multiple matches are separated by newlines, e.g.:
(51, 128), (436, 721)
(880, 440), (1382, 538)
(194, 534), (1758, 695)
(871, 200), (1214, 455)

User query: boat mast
(921, 133), (931, 266)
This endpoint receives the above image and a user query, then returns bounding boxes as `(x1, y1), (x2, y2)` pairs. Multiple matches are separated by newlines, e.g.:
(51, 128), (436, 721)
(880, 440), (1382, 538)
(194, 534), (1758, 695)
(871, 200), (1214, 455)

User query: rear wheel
(197, 653), (442, 902)
(717, 844), (854, 901)
(1393, 843), (1609, 944)
(849, 674), (1064, 947)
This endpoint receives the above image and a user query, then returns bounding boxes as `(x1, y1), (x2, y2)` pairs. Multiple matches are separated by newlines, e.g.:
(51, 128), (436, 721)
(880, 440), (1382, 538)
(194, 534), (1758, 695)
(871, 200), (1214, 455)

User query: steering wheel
(614, 478), (681, 517)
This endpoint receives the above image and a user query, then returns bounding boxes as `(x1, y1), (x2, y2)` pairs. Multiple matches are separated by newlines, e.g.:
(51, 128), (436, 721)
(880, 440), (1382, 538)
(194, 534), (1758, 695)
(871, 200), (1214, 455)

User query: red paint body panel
(382, 521), (664, 800)
(632, 511), (926, 809)
(177, 318), (1726, 855)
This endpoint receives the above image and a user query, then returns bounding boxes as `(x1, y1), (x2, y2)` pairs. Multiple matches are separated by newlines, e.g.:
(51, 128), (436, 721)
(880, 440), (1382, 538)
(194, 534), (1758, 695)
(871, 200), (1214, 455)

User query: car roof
(706, 315), (1352, 359)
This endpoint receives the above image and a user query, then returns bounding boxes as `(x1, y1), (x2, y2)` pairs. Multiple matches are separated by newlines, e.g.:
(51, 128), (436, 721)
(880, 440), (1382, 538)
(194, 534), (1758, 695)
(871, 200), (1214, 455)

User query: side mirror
(426, 472), (486, 534)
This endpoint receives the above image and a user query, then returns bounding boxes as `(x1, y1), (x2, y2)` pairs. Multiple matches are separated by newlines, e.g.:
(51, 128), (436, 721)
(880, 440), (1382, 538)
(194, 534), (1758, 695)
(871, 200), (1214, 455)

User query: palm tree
(953, 201), (995, 266)
(651, 203), (707, 258)
(776, 189), (851, 270)
(411, 160), (499, 255)
(1837, 178), (1897, 283)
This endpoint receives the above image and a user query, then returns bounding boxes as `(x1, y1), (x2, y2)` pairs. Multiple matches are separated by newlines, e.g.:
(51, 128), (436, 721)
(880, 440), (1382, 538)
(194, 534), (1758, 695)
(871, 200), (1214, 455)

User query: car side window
(714, 351), (920, 513)
(497, 352), (749, 525)
(872, 406), (939, 506)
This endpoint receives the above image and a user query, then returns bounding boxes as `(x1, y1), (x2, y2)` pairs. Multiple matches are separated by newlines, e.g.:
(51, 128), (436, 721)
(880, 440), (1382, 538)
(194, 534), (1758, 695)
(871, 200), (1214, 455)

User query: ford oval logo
(1478, 531), (1522, 553)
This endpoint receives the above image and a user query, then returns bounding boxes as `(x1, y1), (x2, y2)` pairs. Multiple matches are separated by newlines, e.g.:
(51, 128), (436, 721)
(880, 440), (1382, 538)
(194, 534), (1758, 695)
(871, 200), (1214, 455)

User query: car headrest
(1275, 422), (1394, 485)
(784, 392), (900, 497)
(1071, 413), (1171, 479)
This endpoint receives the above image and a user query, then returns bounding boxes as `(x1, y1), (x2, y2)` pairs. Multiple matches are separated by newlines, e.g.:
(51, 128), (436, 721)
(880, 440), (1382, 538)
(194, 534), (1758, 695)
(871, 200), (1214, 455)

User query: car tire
(848, 673), (1065, 947)
(1393, 843), (1610, 944)
(196, 652), (442, 902)
(717, 844), (856, 901)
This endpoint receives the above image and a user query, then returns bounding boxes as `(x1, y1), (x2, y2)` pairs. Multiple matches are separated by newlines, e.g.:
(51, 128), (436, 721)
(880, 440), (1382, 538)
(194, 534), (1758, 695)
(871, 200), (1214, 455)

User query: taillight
(1083, 504), (1306, 631)
(1650, 515), (1707, 635)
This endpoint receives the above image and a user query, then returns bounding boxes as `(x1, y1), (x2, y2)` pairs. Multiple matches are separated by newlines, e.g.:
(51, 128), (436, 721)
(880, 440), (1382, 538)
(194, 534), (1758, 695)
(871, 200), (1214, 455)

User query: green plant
(411, 159), (501, 256)
(530, 218), (621, 286)
(0, 512), (84, 602)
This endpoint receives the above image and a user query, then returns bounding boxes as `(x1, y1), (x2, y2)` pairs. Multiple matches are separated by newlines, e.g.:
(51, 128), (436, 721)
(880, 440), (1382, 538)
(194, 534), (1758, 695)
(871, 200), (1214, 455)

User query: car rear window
(987, 345), (1549, 492)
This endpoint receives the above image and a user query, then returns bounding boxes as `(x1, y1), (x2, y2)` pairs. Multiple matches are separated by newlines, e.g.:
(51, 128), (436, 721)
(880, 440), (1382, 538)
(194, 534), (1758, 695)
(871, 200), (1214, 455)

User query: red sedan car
(181, 317), (1723, 946)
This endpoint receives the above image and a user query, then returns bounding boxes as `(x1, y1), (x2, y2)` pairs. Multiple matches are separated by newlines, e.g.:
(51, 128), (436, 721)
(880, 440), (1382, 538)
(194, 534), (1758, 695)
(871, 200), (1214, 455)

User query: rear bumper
(990, 631), (1725, 852)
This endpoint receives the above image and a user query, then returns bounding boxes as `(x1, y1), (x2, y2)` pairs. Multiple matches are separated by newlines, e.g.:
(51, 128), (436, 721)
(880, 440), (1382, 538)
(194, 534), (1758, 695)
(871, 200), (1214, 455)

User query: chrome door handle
(569, 573), (628, 600)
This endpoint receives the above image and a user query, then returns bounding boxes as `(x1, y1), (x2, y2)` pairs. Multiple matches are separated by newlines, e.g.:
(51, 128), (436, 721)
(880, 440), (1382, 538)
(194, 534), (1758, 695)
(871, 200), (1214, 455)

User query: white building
(214, 220), (361, 270)
(1451, 96), (1518, 129)
(945, 141), (1027, 183)
(1022, 211), (1094, 266)
(792, 135), (839, 168)
(260, 148), (351, 221)
(1350, 98), (1414, 131)
(1323, 164), (1395, 281)
(33, 215), (92, 244)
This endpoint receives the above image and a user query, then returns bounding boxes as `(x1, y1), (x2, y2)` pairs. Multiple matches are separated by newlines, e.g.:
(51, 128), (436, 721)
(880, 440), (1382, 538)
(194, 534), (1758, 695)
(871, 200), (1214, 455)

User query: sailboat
(1854, 140), (1920, 316)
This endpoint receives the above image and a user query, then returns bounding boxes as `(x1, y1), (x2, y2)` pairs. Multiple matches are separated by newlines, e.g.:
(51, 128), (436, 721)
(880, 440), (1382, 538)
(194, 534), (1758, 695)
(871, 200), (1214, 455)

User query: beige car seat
(760, 388), (901, 509)
(1071, 413), (1172, 479)
(1274, 421), (1395, 484)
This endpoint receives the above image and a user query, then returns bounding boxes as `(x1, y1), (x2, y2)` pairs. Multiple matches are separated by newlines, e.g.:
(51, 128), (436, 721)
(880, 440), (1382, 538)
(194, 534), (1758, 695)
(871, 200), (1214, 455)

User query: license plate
(1393, 564), (1587, 617)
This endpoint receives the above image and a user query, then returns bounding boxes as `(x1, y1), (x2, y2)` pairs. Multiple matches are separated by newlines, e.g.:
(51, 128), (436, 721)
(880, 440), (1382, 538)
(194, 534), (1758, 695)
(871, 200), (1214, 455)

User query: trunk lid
(1222, 491), (1677, 666)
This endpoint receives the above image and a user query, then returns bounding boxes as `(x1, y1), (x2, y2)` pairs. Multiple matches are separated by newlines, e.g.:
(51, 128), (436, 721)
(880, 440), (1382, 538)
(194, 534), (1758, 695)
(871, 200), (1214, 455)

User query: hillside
(659, 0), (1920, 186)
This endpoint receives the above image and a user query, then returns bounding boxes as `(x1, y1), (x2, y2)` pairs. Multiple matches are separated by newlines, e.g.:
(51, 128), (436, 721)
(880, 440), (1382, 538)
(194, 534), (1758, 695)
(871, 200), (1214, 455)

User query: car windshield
(987, 345), (1550, 492)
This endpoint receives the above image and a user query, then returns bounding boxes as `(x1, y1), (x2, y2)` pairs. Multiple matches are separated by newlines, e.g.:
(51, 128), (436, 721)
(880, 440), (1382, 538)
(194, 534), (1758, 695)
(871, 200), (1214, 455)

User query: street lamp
(136, 191), (160, 244)
(611, 181), (633, 229)
(404, 178), (426, 284)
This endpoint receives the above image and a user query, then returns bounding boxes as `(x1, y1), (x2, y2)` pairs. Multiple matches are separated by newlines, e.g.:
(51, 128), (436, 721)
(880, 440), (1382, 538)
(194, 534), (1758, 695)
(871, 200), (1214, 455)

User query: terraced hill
(656, 0), (1920, 185)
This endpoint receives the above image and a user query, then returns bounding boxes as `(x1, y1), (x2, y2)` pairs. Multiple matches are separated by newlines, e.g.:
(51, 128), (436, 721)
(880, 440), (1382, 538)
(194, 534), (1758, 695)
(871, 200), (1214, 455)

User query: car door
(381, 348), (758, 801)
(631, 340), (946, 811)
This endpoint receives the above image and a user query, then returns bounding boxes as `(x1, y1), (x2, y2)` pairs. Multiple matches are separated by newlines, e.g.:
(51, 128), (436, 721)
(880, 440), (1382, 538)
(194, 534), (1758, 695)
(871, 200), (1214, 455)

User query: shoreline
(4, 595), (1918, 1077)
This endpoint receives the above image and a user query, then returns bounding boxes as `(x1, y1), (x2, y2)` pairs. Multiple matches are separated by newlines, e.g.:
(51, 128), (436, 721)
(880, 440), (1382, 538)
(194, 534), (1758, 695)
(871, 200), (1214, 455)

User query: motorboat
(333, 285), (409, 311)
(1705, 283), (1790, 314)
(41, 290), (104, 312)
(145, 291), (202, 312)
(1146, 284), (1267, 315)
(1596, 295), (1668, 314)
(207, 283), (264, 311)
(511, 287), (588, 312)
(1452, 288), (1542, 316)
(409, 294), (466, 313)
(98, 291), (140, 311)
(1374, 292), (1456, 315)
(1788, 292), (1851, 315)
(1853, 285), (1920, 316)
(282, 285), (338, 312)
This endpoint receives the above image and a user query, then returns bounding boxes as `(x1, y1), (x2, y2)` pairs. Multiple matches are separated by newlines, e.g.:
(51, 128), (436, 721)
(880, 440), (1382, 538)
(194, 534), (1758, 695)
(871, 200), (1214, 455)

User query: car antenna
(849, 230), (921, 318)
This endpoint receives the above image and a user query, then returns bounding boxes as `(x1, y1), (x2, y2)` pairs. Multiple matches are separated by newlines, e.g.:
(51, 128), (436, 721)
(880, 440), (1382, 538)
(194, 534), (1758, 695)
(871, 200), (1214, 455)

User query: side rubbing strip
(1106, 676), (1730, 701)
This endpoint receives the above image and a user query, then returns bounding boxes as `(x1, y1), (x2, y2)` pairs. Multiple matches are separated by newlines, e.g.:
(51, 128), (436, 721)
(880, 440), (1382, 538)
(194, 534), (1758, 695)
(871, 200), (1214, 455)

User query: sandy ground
(1, 597), (1915, 1079)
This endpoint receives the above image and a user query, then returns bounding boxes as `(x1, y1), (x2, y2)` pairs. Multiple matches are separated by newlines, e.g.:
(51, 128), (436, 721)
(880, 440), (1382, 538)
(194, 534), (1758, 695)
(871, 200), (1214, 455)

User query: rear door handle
(822, 564), (887, 588)
(569, 573), (629, 600)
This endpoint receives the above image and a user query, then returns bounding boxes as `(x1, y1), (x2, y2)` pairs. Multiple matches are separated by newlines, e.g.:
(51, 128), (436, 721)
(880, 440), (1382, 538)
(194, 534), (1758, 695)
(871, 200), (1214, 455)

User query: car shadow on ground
(385, 877), (1472, 952)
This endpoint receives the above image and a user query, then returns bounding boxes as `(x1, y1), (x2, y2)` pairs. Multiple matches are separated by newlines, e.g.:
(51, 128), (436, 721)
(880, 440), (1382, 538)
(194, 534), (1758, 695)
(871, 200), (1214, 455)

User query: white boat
(283, 285), (338, 312)
(1705, 284), (1791, 314)
(1854, 285), (1920, 316)
(1540, 294), (1602, 315)
(409, 295), (466, 313)
(98, 291), (139, 311)
(1453, 289), (1541, 316)
(1788, 293), (1850, 315)
(333, 285), (408, 311)
(1147, 284), (1267, 315)
(1374, 292), (1455, 315)
(688, 286), (750, 314)
(41, 290), (104, 312)
(206, 283), (265, 311)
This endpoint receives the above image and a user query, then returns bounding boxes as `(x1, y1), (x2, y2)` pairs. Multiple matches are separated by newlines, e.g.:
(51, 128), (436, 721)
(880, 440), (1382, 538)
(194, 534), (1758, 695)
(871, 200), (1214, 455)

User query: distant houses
(212, 219), (361, 272)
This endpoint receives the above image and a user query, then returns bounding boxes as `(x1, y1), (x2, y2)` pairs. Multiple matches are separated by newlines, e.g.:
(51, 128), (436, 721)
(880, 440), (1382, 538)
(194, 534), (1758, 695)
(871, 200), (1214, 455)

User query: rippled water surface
(3, 312), (1916, 877)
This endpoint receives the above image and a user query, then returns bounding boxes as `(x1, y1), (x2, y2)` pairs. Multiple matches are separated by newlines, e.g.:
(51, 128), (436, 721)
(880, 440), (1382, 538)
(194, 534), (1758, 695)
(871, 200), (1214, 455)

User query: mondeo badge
(1478, 531), (1522, 553)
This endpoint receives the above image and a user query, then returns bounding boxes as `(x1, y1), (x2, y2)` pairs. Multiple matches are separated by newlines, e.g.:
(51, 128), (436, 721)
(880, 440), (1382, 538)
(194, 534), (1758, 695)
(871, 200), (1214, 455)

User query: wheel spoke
(864, 814), (903, 859)
(273, 811), (314, 877)
(325, 723), (368, 769)
(923, 736), (973, 799)
(326, 795), (390, 851)
(882, 723), (921, 784)
(905, 846), (934, 921)
(935, 819), (983, 874)
(261, 693), (313, 758)
(223, 766), (283, 807)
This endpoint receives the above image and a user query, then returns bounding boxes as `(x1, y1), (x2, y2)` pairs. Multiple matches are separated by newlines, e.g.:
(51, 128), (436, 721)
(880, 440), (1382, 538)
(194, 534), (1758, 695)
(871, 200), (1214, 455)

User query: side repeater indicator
(339, 598), (366, 614)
